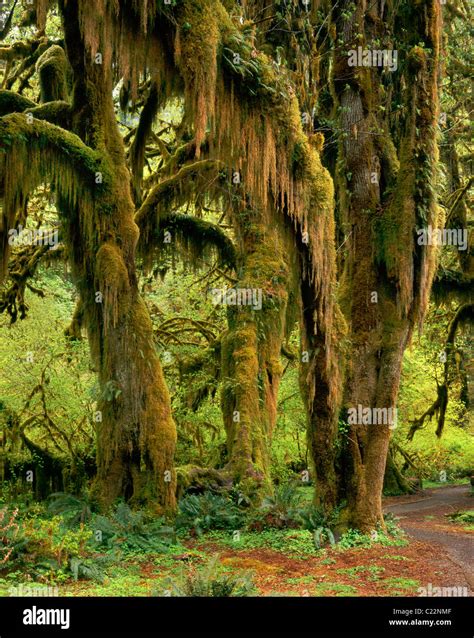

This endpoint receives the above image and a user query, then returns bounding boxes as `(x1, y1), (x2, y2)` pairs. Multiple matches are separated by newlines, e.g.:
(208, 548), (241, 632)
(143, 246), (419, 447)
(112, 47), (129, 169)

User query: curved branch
(135, 159), (222, 228)
(0, 0), (19, 40)
(432, 268), (474, 305)
(137, 211), (236, 271)
(0, 112), (110, 282)
(408, 303), (474, 440)
(129, 82), (160, 205)
(0, 89), (35, 116)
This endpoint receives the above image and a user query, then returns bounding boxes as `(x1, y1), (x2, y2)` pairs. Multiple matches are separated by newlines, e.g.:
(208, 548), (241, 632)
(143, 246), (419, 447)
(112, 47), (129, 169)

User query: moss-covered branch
(129, 82), (160, 205)
(0, 89), (35, 116)
(0, 113), (110, 282)
(432, 268), (474, 305)
(136, 159), (223, 228)
(408, 303), (473, 440)
(138, 211), (236, 271)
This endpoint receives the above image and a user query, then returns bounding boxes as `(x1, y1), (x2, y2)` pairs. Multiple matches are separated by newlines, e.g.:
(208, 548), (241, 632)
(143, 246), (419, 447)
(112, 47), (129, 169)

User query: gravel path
(384, 485), (473, 589)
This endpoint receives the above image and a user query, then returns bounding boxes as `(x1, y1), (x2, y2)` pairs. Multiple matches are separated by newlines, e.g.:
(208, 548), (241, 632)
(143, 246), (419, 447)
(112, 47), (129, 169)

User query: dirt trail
(384, 485), (473, 590)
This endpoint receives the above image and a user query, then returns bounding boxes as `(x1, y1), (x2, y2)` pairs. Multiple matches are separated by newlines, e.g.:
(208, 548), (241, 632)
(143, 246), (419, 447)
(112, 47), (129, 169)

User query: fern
(91, 502), (175, 553)
(297, 504), (339, 549)
(313, 526), (336, 549)
(162, 555), (255, 597)
(255, 482), (302, 528)
(69, 556), (107, 583)
(46, 493), (93, 527)
(175, 492), (243, 536)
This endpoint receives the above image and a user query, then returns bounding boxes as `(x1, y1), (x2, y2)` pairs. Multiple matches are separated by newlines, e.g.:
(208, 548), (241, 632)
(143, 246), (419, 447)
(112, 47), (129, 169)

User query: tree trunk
(332, 0), (441, 530)
(220, 206), (295, 493)
(383, 449), (414, 496)
(345, 332), (409, 529)
(59, 0), (176, 511)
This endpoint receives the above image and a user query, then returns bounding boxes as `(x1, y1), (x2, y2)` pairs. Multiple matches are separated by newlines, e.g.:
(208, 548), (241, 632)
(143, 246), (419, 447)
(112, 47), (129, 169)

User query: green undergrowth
(447, 509), (474, 531)
(203, 529), (318, 557)
(0, 485), (409, 596)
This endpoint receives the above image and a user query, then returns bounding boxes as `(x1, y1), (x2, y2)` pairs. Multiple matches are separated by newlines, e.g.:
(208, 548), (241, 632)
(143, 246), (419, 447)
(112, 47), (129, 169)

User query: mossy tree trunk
(383, 449), (415, 496)
(333, 0), (441, 530)
(220, 203), (296, 493)
(58, 0), (176, 511)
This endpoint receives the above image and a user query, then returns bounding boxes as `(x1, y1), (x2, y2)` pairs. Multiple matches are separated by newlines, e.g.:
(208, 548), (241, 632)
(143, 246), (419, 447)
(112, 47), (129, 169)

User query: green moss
(29, 101), (72, 128)
(406, 46), (427, 74)
(36, 45), (69, 103)
(140, 213), (237, 272)
(0, 90), (36, 117)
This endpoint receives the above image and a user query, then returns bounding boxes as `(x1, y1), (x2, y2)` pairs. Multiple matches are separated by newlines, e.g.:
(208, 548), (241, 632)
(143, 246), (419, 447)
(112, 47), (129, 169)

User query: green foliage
(252, 482), (302, 529)
(0, 506), (27, 568)
(69, 556), (109, 583)
(162, 555), (255, 597)
(397, 318), (474, 479)
(175, 492), (243, 536)
(336, 565), (385, 581)
(297, 503), (339, 531)
(383, 512), (405, 537)
(338, 526), (407, 550)
(206, 529), (317, 557)
(384, 577), (421, 595)
(0, 508), (104, 582)
(91, 502), (175, 554)
(297, 504), (340, 549)
(312, 527), (336, 550)
(447, 509), (474, 527)
(46, 492), (93, 527)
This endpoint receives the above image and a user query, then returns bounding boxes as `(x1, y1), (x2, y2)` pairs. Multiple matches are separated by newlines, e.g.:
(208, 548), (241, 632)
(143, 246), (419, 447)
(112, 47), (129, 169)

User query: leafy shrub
(46, 493), (93, 527)
(383, 512), (403, 536)
(162, 556), (255, 597)
(23, 517), (93, 567)
(251, 483), (302, 529)
(296, 504), (340, 549)
(91, 502), (175, 553)
(298, 504), (339, 530)
(338, 526), (407, 550)
(69, 555), (114, 583)
(447, 509), (474, 524)
(0, 511), (102, 582)
(175, 492), (243, 536)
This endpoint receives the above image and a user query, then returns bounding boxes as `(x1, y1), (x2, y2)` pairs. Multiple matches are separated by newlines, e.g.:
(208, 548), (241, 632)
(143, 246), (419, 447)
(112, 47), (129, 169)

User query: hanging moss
(432, 269), (474, 305)
(136, 158), (222, 241)
(0, 113), (109, 283)
(50, 0), (342, 510)
(376, 37), (441, 325)
(129, 82), (160, 204)
(140, 212), (237, 272)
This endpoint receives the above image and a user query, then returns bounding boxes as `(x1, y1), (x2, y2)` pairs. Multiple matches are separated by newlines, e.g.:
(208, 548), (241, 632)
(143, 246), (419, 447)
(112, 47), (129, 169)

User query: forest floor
(52, 485), (472, 598)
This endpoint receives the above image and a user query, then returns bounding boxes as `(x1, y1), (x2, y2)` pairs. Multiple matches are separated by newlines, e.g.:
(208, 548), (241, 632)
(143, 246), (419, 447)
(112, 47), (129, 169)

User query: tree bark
(332, 0), (441, 530)
(59, 0), (176, 511)
(220, 203), (296, 492)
